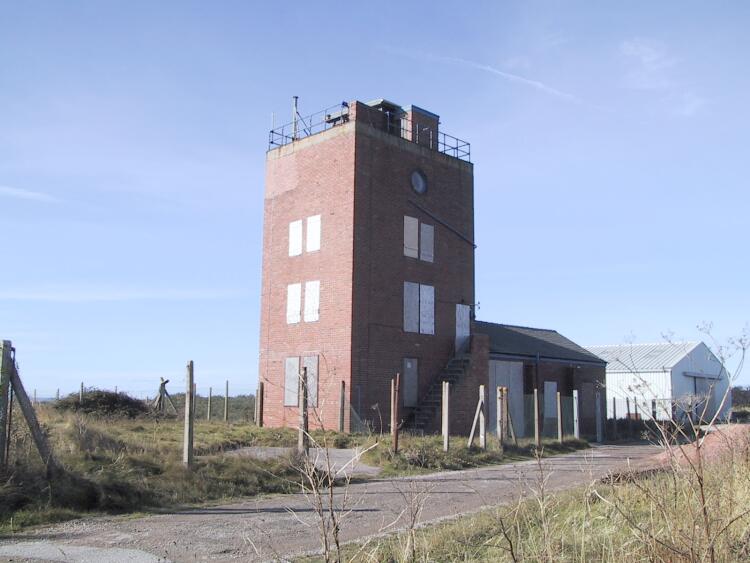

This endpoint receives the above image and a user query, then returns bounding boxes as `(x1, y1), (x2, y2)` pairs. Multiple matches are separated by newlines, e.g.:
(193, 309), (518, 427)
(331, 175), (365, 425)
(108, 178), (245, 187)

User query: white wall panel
(420, 223), (434, 262)
(302, 355), (318, 407)
(306, 215), (321, 252)
(286, 283), (301, 324)
(403, 282), (420, 332)
(403, 358), (419, 407)
(404, 216), (419, 258)
(419, 284), (435, 335)
(304, 280), (320, 322)
(289, 220), (303, 256)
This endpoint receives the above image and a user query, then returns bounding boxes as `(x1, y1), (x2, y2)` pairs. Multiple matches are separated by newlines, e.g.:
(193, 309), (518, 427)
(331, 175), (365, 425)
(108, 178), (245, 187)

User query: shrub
(55, 389), (149, 418)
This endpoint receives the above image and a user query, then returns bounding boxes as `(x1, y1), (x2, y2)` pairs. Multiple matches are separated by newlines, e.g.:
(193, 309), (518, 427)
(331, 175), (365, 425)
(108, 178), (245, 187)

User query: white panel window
(306, 215), (321, 253)
(403, 281), (420, 332)
(403, 358), (419, 407)
(420, 223), (434, 263)
(286, 283), (301, 324)
(419, 284), (435, 335)
(304, 280), (320, 322)
(403, 216), (419, 258)
(289, 220), (303, 257)
(284, 356), (300, 406)
(302, 355), (319, 407)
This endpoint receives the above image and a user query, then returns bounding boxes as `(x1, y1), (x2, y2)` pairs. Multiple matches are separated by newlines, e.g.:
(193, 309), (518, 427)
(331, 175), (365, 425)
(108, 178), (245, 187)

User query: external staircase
(406, 354), (471, 433)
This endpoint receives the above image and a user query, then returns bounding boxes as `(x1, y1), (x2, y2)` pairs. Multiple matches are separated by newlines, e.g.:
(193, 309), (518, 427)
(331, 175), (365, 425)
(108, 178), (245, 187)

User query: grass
(323, 429), (750, 562)
(0, 396), (589, 534)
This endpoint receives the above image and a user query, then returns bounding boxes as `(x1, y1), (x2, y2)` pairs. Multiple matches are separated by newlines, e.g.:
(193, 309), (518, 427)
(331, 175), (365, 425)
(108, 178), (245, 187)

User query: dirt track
(0, 443), (661, 562)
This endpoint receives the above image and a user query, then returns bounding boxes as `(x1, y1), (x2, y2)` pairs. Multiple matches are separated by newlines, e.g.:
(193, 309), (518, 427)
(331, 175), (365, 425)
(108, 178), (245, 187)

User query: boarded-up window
(404, 216), (419, 258)
(420, 223), (434, 262)
(289, 220), (303, 257)
(304, 280), (320, 322)
(403, 358), (418, 407)
(419, 284), (435, 335)
(284, 356), (300, 406)
(286, 283), (301, 324)
(303, 355), (319, 407)
(306, 215), (321, 253)
(403, 281), (420, 332)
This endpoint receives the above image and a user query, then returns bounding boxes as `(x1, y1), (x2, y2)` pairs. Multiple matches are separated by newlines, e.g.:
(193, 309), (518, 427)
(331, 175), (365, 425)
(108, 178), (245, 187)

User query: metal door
(455, 304), (471, 354)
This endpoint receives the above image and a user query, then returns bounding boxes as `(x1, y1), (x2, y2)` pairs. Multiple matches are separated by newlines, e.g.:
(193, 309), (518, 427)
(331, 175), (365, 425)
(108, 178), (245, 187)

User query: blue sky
(1, 1), (748, 397)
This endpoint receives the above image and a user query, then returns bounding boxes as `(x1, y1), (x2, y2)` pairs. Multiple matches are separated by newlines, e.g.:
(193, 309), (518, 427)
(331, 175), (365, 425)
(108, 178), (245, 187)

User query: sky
(1, 1), (749, 397)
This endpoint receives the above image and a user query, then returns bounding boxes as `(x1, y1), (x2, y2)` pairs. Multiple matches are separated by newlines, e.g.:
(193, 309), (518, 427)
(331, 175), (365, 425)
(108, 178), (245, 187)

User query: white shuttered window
(419, 284), (435, 335)
(306, 215), (321, 252)
(420, 223), (434, 262)
(289, 220), (303, 256)
(284, 356), (300, 406)
(304, 280), (320, 322)
(302, 355), (319, 407)
(403, 282), (420, 332)
(404, 216), (419, 258)
(286, 283), (301, 324)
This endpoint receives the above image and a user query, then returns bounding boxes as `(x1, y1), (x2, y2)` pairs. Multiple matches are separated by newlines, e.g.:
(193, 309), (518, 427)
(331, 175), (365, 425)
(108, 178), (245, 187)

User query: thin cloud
(0, 286), (248, 302)
(620, 38), (677, 91)
(0, 185), (60, 203)
(385, 48), (582, 104)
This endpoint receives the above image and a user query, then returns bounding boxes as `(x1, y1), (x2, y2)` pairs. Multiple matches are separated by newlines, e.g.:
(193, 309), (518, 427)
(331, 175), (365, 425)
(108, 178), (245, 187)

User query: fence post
(207, 386), (212, 421)
(442, 381), (450, 452)
(56, 388), (60, 401)
(612, 397), (618, 440)
(298, 367), (309, 454)
(533, 388), (540, 448)
(651, 399), (657, 420)
(80, 382), (84, 404)
(626, 397), (632, 438)
(392, 373), (400, 454)
(183, 361), (194, 467)
(496, 386), (504, 446)
(257, 382), (264, 428)
(595, 391), (603, 443)
(572, 389), (580, 440)
(479, 384), (486, 450)
(224, 380), (229, 423)
(0, 341), (12, 468)
(338, 380), (345, 433)
(33, 389), (37, 406)
(556, 391), (563, 443)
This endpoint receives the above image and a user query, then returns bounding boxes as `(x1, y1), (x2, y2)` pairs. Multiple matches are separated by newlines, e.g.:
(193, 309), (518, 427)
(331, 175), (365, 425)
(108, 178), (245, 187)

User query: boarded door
(403, 358), (418, 407)
(455, 304), (471, 353)
(489, 361), (524, 438)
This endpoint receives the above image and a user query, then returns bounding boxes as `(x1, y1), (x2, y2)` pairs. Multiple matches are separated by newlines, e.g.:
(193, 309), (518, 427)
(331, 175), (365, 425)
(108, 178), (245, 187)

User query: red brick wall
(258, 123), (357, 431)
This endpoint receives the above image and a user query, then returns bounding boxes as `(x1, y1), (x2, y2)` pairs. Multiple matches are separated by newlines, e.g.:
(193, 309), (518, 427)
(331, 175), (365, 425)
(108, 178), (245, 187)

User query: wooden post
(224, 380), (229, 422)
(442, 381), (450, 452)
(257, 382), (264, 428)
(612, 397), (618, 440)
(298, 367), (309, 454)
(626, 397), (632, 438)
(556, 391), (563, 443)
(80, 382), (84, 404)
(595, 391), (603, 443)
(4, 387), (12, 467)
(56, 388), (60, 401)
(479, 384), (486, 450)
(114, 386), (118, 394)
(33, 389), (37, 406)
(496, 386), (504, 445)
(8, 363), (58, 473)
(183, 361), (194, 467)
(207, 386), (212, 420)
(533, 388), (540, 448)
(0, 341), (12, 468)
(572, 389), (580, 440)
(652, 399), (657, 421)
(338, 380), (346, 433)
(192, 383), (197, 419)
(392, 373), (400, 454)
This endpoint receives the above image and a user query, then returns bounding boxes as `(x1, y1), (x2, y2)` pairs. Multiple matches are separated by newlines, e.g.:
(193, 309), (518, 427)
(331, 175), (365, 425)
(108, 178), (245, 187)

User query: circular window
(410, 170), (428, 195)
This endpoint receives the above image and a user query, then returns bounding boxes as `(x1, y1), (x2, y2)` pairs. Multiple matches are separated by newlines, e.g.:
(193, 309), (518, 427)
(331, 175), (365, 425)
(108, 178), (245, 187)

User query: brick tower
(258, 99), (474, 432)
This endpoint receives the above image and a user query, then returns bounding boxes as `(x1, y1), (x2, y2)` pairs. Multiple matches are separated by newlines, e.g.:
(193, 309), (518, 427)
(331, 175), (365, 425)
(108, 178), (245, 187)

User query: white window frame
(420, 223), (434, 263)
(306, 215), (321, 253)
(403, 281), (435, 335)
(288, 220), (303, 257)
(304, 280), (320, 322)
(286, 283), (301, 324)
(404, 216), (419, 258)
(284, 356), (300, 406)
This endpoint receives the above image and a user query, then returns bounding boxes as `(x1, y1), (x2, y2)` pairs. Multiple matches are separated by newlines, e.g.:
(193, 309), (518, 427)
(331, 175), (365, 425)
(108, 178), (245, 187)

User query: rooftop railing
(268, 102), (471, 162)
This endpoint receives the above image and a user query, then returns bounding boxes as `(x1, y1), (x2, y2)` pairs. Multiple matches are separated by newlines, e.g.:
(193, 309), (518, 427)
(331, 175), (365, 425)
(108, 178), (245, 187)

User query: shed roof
(586, 342), (700, 373)
(475, 321), (605, 365)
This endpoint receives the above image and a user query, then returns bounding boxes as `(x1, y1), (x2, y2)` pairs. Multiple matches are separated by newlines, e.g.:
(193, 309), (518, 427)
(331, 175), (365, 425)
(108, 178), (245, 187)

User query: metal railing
(268, 102), (471, 162)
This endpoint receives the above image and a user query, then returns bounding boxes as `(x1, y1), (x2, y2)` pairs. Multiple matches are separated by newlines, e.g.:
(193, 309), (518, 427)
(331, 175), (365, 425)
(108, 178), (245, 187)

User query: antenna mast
(292, 96), (299, 140)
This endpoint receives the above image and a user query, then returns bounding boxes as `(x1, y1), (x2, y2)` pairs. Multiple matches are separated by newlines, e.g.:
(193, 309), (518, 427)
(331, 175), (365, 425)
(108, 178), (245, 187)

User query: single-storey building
(586, 342), (731, 423)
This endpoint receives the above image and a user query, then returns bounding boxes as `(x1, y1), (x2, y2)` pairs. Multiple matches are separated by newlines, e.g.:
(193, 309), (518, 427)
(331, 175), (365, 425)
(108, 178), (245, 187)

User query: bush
(55, 389), (149, 418)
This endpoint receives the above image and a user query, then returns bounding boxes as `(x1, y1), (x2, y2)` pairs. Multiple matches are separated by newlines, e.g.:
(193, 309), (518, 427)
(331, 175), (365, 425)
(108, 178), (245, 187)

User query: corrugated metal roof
(475, 321), (606, 364)
(586, 342), (701, 373)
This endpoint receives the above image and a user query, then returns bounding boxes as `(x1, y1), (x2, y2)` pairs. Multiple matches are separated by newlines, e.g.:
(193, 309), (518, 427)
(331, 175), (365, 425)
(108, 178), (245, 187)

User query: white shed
(586, 342), (731, 422)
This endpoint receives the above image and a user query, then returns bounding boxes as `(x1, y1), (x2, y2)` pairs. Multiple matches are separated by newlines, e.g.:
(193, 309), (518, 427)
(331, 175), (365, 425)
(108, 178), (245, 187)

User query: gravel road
(0, 443), (661, 562)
